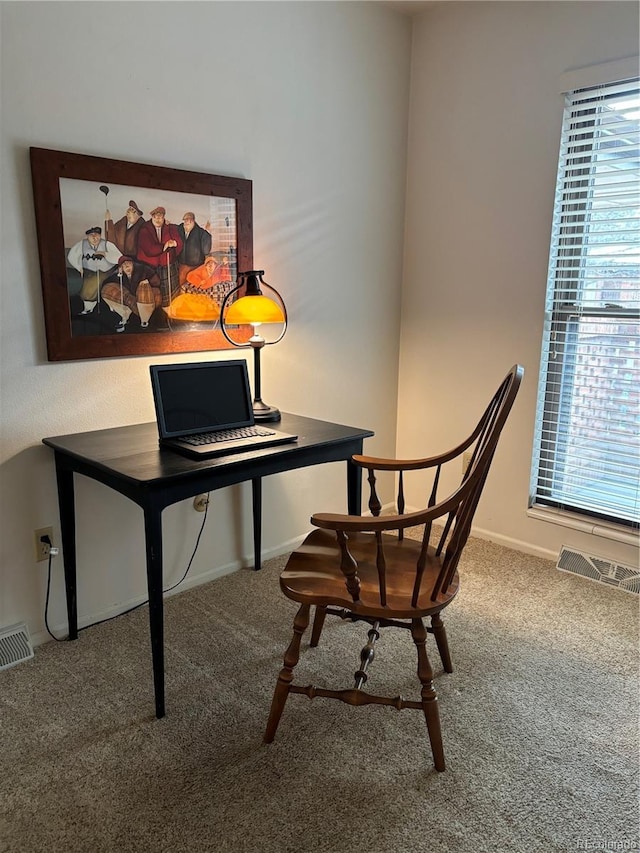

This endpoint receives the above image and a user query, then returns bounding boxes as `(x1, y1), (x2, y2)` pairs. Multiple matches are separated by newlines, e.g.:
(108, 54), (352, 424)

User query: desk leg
(143, 506), (165, 719)
(55, 458), (78, 640)
(347, 457), (363, 516)
(252, 477), (262, 571)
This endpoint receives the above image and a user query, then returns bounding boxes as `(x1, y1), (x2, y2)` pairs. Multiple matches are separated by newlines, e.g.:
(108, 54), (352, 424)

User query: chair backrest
(428, 363), (523, 600)
(349, 364), (524, 607)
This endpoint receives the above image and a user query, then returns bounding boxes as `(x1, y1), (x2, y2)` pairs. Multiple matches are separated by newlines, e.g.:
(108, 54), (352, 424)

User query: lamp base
(253, 400), (281, 422)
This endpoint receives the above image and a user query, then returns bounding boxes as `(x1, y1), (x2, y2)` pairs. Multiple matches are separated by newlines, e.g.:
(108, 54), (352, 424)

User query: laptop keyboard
(181, 426), (277, 446)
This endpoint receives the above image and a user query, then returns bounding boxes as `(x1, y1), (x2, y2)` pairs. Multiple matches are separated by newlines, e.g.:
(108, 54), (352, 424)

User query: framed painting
(30, 147), (253, 361)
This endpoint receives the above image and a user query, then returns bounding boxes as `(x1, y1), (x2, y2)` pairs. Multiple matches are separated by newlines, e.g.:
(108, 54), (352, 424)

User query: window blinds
(531, 77), (640, 526)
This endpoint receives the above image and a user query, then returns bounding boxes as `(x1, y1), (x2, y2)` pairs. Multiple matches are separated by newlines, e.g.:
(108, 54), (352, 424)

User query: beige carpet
(1, 531), (638, 853)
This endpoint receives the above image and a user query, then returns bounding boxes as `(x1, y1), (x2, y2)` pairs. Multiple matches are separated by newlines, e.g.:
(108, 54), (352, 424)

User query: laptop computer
(150, 360), (297, 459)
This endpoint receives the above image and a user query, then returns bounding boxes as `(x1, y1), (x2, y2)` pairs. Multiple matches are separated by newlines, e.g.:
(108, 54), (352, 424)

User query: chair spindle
(397, 471), (405, 541)
(411, 524), (432, 607)
(337, 530), (361, 602)
(375, 531), (387, 606)
(354, 622), (380, 689)
(428, 464), (441, 507)
(367, 468), (381, 517)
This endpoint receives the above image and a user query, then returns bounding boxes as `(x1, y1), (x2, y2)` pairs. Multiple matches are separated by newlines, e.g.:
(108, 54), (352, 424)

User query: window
(531, 75), (640, 528)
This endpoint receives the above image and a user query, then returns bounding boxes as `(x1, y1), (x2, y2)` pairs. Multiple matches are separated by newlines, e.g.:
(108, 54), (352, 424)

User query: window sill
(527, 505), (638, 547)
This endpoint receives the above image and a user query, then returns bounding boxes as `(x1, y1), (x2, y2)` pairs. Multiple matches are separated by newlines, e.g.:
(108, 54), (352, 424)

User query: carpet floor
(1, 531), (638, 852)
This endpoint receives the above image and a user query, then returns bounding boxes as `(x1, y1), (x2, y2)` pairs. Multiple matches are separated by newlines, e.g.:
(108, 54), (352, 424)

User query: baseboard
(31, 536), (307, 649)
(464, 526), (557, 562)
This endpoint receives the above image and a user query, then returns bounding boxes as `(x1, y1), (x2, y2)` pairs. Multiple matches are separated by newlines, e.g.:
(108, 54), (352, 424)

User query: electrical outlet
(193, 494), (209, 512)
(34, 527), (54, 562)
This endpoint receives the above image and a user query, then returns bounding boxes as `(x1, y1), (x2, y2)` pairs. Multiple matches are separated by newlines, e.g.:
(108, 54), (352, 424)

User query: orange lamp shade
(225, 295), (285, 325)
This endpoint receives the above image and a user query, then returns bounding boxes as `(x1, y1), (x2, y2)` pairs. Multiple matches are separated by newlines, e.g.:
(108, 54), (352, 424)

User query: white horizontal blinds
(535, 77), (640, 525)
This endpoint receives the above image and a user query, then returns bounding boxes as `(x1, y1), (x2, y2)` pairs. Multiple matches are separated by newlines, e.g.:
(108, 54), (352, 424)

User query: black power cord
(43, 495), (210, 642)
(44, 537), (64, 642)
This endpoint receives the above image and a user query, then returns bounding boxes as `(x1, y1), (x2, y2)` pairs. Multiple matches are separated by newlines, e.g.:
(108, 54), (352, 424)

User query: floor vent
(557, 547), (640, 595)
(0, 623), (34, 671)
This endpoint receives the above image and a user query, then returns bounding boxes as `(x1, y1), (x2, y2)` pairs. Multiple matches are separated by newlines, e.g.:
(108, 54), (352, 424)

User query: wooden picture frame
(30, 147), (253, 361)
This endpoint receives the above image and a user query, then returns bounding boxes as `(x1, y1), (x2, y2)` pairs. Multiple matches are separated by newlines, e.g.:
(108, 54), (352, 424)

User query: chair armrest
(352, 441), (473, 472)
(311, 508), (432, 533)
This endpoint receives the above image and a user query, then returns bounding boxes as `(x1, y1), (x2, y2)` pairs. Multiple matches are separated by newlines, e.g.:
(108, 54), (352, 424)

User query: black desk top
(43, 412), (374, 487)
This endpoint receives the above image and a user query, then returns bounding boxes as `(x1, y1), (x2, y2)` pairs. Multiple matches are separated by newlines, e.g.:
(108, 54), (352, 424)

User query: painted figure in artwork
(186, 253), (235, 309)
(164, 253), (227, 324)
(136, 206), (183, 310)
(104, 199), (146, 257)
(101, 255), (162, 331)
(176, 212), (212, 286)
(67, 226), (121, 314)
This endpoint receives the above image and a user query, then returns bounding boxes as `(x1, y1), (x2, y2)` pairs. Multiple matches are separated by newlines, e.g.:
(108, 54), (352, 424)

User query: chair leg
(411, 618), (445, 772)
(264, 603), (311, 744)
(310, 605), (327, 647)
(431, 613), (453, 673)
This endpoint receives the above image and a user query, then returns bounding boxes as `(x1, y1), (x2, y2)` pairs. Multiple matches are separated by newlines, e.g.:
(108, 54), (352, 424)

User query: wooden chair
(264, 365), (524, 771)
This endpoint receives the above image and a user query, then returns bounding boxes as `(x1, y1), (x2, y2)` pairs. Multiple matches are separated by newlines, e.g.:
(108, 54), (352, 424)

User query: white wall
(0, 2), (411, 642)
(400, 1), (639, 563)
(2, 1), (636, 648)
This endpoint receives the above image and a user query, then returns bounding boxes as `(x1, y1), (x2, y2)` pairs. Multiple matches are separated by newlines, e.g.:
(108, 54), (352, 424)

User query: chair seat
(280, 528), (459, 620)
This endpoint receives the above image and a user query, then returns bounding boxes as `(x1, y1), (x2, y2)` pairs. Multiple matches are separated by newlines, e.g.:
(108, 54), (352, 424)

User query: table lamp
(220, 270), (287, 422)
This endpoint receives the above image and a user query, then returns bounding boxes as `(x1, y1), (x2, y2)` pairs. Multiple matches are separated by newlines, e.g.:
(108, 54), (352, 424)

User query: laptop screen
(150, 360), (254, 438)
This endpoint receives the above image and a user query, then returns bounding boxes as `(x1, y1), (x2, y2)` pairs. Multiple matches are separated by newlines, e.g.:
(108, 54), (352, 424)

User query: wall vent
(0, 623), (34, 671)
(557, 547), (640, 595)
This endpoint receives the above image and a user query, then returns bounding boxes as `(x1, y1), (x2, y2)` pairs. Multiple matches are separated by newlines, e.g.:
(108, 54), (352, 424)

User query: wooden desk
(43, 413), (374, 718)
